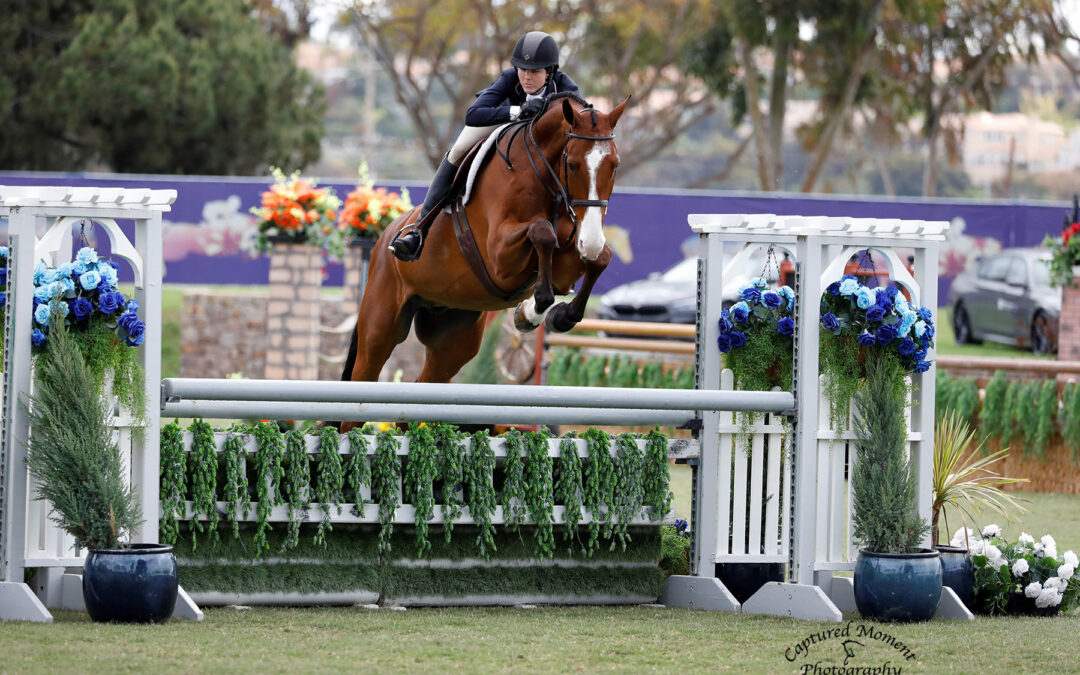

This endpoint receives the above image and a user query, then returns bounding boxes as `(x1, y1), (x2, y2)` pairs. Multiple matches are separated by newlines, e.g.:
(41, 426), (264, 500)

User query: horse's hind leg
(546, 245), (613, 333)
(413, 307), (486, 383)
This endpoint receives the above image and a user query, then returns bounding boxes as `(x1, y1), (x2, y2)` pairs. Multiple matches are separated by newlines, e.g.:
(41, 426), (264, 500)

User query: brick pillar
(342, 238), (374, 316)
(265, 242), (323, 380)
(1062, 269), (1080, 362)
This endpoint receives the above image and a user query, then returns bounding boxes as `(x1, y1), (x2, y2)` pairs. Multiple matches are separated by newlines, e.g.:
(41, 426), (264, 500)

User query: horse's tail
(326, 317), (361, 432)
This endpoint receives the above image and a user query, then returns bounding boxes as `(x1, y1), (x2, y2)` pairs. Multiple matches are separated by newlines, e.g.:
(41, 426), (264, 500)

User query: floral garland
(611, 433), (645, 551)
(158, 422), (187, 546)
(436, 424), (466, 542)
(338, 161), (412, 240)
(249, 167), (345, 259)
(344, 428), (371, 512)
(313, 426), (345, 547)
(372, 430), (401, 559)
(251, 422), (285, 556)
(221, 431), (250, 541)
(501, 429), (528, 532)
(582, 428), (615, 556)
(281, 429), (310, 551)
(404, 423), (438, 557)
(524, 429), (555, 558)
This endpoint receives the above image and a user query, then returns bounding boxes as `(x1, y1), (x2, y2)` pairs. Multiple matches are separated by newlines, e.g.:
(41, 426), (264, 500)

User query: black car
(597, 252), (769, 324)
(949, 247), (1059, 354)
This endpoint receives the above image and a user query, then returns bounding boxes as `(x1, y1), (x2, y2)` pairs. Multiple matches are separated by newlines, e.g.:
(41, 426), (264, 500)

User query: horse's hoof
(514, 304), (539, 333)
(545, 303), (579, 333)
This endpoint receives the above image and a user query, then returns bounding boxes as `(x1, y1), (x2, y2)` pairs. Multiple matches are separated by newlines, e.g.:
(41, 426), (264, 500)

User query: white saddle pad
(462, 123), (511, 206)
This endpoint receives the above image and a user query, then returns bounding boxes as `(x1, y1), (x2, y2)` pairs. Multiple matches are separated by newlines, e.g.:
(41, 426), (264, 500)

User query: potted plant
(248, 166), (345, 259)
(23, 253), (177, 623)
(957, 526), (1079, 616)
(931, 408), (1029, 608)
(849, 344), (937, 622)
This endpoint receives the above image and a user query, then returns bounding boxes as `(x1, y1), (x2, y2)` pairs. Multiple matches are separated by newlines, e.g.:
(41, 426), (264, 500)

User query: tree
(0, 0), (325, 174)
(341, 0), (719, 175)
(874, 0), (1076, 196)
(685, 0), (885, 192)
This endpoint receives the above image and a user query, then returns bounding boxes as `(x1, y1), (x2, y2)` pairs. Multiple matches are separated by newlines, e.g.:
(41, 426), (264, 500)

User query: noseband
(497, 112), (615, 249)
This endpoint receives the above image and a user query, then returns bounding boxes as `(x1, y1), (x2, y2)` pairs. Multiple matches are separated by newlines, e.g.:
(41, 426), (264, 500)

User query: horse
(338, 92), (628, 429)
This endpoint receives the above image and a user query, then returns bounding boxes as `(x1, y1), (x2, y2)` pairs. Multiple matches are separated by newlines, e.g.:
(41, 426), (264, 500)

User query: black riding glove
(520, 97), (545, 120)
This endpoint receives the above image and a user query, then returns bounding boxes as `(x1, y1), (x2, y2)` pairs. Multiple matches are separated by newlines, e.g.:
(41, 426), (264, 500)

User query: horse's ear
(562, 99), (575, 125)
(608, 95), (631, 129)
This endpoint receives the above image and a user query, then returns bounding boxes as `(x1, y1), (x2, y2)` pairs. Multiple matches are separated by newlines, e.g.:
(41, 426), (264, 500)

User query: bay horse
(338, 92), (627, 427)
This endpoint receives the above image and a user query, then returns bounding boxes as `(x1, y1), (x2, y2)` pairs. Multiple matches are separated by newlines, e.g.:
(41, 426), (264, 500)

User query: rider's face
(517, 67), (547, 95)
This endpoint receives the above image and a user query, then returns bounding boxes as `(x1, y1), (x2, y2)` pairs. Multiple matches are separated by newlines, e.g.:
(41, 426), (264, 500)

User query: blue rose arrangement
(29, 247), (146, 351)
(716, 276), (796, 394)
(819, 274), (936, 430)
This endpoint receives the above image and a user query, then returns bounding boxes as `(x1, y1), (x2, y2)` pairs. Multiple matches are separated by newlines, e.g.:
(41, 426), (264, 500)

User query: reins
(494, 104), (614, 249)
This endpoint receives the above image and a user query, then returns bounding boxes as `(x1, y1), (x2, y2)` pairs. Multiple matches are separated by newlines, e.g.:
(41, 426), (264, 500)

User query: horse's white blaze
(519, 296), (550, 326)
(577, 143), (609, 261)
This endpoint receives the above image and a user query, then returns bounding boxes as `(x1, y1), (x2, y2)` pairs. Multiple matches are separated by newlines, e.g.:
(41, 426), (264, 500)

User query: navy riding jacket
(464, 68), (579, 127)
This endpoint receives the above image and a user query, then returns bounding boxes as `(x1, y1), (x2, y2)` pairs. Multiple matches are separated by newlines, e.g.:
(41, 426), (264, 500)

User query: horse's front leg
(512, 219), (557, 333)
(546, 245), (613, 333)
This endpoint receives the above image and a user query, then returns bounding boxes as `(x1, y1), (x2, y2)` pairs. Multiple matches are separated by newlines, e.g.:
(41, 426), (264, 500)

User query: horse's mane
(539, 91), (590, 117)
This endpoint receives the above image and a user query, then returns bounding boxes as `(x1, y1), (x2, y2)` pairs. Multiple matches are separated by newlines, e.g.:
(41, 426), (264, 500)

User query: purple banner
(1, 171), (1071, 305)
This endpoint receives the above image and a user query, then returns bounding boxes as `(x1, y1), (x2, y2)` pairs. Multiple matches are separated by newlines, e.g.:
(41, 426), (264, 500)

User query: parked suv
(949, 247), (1059, 354)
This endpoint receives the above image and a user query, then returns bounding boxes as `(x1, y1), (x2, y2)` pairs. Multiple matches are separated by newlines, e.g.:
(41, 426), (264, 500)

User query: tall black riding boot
(390, 157), (458, 262)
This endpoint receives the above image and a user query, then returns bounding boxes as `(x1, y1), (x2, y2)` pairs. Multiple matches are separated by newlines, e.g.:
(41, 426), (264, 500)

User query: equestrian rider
(389, 30), (580, 261)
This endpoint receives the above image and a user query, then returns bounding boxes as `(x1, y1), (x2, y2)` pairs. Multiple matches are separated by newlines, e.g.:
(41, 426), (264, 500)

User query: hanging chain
(761, 244), (780, 283)
(0, 237), (14, 577)
(78, 220), (92, 249)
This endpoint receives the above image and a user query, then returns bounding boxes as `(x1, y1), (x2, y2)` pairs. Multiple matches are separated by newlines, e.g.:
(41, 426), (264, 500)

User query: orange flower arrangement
(338, 162), (412, 239)
(249, 167), (345, 258)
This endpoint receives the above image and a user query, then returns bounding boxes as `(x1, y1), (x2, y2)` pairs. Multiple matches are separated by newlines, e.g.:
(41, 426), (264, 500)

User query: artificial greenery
(159, 421), (186, 546)
(819, 334), (863, 432)
(404, 423), (438, 557)
(466, 430), (497, 559)
(343, 428), (371, 508)
(935, 371), (979, 428)
(642, 428), (674, 521)
(251, 421), (285, 556)
(313, 426), (344, 547)
(582, 428), (616, 557)
(524, 429), (556, 558)
(24, 315), (141, 551)
(547, 349), (692, 390)
(659, 524), (691, 578)
(611, 433), (645, 551)
(221, 431), (249, 541)
(436, 424), (466, 542)
(981, 371), (1009, 444)
(188, 419), (220, 550)
(156, 422), (672, 562)
(555, 434), (584, 554)
(501, 428), (528, 531)
(850, 348), (928, 554)
(1061, 382), (1080, 463)
(372, 430), (401, 559)
(281, 429), (310, 551)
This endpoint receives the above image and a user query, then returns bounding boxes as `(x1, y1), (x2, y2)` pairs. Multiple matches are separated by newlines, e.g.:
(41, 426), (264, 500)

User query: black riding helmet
(511, 31), (559, 71)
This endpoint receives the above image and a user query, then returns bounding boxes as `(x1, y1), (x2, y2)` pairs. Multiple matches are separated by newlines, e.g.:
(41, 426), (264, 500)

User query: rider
(389, 30), (580, 261)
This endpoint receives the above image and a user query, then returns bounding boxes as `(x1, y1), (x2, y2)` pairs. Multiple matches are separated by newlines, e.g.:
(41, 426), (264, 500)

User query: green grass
(1, 604), (1077, 673)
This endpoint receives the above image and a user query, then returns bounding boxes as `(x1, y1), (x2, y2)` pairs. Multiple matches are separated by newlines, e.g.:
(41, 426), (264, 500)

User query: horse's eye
(568, 162), (579, 173)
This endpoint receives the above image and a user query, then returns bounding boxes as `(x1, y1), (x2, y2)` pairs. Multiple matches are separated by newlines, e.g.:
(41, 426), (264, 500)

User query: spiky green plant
(25, 316), (141, 550)
(931, 408), (1029, 546)
(850, 349), (927, 553)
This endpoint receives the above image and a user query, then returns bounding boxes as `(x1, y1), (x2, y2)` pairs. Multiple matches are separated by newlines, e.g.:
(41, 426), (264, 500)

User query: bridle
(496, 108), (615, 249)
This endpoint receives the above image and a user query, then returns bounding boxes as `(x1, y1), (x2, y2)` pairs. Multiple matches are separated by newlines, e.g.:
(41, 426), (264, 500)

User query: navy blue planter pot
(83, 544), (178, 623)
(854, 549), (942, 622)
(933, 545), (973, 610)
